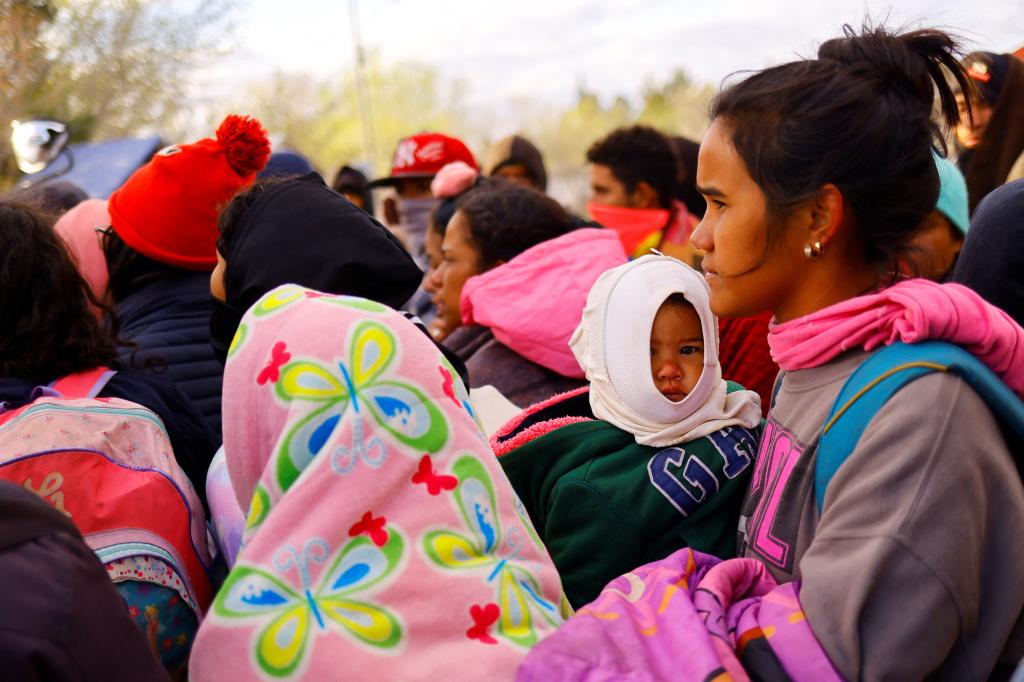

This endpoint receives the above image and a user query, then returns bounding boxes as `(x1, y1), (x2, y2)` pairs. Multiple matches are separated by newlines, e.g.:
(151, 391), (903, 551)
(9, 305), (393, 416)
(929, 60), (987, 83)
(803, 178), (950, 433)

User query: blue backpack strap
(816, 341), (1024, 512)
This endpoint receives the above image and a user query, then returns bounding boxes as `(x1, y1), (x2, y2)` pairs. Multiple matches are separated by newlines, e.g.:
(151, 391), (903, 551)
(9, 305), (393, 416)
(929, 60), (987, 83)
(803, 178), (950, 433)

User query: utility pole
(348, 0), (378, 168)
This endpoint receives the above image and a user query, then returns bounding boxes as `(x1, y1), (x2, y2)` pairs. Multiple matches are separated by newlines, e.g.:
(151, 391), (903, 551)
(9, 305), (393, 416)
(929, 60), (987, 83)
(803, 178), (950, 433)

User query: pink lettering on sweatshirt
(746, 418), (805, 569)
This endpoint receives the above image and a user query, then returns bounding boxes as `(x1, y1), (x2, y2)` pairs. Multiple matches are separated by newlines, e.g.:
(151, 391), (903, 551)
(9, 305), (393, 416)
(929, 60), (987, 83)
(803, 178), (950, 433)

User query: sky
(194, 0), (1022, 136)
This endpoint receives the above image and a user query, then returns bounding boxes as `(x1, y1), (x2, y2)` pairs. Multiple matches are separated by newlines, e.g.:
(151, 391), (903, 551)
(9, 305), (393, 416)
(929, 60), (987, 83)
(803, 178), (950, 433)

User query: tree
(636, 69), (715, 141)
(0, 0), (58, 179)
(1, 0), (235, 184)
(520, 70), (713, 212)
(234, 54), (470, 178)
(219, 58), (712, 214)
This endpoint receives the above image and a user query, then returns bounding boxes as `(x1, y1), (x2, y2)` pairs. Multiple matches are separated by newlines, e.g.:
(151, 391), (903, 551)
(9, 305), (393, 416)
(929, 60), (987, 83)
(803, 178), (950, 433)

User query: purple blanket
(517, 549), (841, 681)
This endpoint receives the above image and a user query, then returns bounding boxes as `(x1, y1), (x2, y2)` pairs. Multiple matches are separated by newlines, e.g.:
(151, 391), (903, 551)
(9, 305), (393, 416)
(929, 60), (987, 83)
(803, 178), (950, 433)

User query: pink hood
(460, 228), (627, 378)
(54, 199), (110, 313)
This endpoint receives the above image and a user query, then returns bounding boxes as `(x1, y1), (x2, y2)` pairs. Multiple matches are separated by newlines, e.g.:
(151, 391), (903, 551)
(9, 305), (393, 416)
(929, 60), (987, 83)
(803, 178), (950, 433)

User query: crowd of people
(1, 21), (1024, 681)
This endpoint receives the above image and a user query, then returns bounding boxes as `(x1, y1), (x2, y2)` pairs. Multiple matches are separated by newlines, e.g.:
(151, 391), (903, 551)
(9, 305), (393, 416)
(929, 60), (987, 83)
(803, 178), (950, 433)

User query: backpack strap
(770, 371), (786, 410)
(816, 341), (1024, 512)
(0, 368), (116, 419)
(49, 368), (116, 399)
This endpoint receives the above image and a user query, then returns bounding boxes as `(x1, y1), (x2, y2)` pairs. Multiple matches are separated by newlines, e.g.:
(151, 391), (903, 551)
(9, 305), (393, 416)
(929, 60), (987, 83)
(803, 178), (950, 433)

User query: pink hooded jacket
(460, 228), (627, 379)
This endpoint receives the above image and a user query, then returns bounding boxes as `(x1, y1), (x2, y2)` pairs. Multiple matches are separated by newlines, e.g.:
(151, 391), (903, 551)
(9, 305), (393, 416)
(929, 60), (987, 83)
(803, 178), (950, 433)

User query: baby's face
(650, 301), (705, 402)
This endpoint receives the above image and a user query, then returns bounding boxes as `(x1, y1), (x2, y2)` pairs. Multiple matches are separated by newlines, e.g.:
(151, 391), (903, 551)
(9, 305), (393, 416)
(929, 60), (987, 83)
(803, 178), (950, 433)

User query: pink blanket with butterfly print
(517, 549), (841, 682)
(189, 285), (565, 681)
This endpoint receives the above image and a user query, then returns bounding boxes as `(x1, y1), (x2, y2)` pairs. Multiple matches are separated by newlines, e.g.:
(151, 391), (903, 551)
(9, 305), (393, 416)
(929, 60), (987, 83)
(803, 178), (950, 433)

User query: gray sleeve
(797, 372), (1024, 681)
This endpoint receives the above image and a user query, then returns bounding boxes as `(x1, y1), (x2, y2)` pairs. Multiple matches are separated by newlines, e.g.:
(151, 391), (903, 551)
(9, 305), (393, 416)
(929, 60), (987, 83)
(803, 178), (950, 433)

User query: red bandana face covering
(587, 201), (669, 255)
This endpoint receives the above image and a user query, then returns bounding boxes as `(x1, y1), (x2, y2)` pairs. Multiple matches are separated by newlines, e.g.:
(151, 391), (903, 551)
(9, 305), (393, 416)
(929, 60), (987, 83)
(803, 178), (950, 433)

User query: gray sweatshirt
(739, 349), (1024, 681)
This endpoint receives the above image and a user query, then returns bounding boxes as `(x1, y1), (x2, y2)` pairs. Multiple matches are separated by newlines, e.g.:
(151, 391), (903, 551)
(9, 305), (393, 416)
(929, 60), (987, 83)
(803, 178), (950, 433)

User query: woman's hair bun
(709, 21), (976, 277)
(817, 23), (971, 129)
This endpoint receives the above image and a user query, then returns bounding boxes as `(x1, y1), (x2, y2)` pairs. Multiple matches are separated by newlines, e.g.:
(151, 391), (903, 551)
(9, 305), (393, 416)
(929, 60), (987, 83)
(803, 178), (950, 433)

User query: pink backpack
(0, 368), (213, 616)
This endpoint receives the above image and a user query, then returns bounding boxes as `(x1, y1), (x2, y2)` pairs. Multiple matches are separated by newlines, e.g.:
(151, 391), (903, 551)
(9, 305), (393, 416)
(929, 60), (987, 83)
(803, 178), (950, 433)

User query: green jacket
(494, 387), (758, 608)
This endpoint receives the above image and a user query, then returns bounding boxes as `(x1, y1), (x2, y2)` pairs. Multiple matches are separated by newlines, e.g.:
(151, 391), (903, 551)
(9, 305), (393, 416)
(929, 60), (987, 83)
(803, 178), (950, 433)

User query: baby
(650, 293), (705, 403)
(492, 255), (763, 607)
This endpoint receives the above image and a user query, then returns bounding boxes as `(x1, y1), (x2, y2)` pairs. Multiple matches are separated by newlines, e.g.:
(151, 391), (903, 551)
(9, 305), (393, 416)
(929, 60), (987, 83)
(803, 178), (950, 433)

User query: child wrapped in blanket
(189, 285), (565, 680)
(493, 254), (763, 607)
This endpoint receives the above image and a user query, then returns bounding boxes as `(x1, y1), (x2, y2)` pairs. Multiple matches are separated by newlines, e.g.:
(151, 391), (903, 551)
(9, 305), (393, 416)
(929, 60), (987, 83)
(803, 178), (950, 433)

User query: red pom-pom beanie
(108, 115), (270, 271)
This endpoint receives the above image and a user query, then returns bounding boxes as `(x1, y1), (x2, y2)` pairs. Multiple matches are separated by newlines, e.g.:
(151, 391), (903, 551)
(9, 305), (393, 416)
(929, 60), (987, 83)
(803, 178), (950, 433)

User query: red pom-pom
(216, 114), (271, 177)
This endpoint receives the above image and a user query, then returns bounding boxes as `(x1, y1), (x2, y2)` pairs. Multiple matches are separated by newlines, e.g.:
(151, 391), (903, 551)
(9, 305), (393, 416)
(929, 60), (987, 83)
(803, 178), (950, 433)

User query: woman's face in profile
(434, 211), (483, 334)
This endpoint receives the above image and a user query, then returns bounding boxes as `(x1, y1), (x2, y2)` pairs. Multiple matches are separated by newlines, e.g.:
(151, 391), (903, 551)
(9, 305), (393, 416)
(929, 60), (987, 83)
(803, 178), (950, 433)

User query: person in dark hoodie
(331, 164), (373, 213)
(0, 480), (169, 681)
(209, 173), (426, 363)
(483, 134), (548, 192)
(954, 51), (1024, 210)
(482, 136), (593, 229)
(953, 179), (1024, 326)
(0, 200), (216, 502)
(206, 172), (455, 566)
(103, 115), (271, 439)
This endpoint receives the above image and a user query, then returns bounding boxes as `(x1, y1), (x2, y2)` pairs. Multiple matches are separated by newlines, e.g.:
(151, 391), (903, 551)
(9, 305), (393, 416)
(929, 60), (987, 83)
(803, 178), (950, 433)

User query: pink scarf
(768, 279), (1024, 396)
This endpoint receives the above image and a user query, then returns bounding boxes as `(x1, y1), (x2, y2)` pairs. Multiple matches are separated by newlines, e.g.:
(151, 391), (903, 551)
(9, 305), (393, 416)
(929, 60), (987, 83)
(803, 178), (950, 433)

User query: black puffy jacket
(116, 271), (223, 439)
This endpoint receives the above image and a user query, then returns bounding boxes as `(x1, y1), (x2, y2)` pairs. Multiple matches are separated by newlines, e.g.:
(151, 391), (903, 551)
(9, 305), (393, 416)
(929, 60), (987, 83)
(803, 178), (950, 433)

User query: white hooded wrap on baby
(569, 254), (762, 447)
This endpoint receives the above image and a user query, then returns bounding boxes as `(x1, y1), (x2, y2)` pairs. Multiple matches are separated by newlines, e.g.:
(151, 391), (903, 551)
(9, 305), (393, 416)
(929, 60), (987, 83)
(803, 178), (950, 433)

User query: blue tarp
(21, 135), (163, 199)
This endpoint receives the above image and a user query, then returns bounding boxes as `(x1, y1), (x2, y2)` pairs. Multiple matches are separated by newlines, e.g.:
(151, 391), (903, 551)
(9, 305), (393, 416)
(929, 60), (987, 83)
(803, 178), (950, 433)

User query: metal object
(11, 118), (77, 190)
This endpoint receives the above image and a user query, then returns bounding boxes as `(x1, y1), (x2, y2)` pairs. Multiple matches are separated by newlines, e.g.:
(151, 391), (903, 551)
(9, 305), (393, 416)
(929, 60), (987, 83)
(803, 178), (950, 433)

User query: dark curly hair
(710, 22), (973, 279)
(454, 183), (573, 270)
(0, 201), (119, 379)
(586, 125), (679, 209)
(429, 176), (500, 238)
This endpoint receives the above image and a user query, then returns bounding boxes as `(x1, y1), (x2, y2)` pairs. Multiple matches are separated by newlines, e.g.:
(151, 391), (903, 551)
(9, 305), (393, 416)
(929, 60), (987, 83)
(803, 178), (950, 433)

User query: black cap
(963, 52), (1011, 105)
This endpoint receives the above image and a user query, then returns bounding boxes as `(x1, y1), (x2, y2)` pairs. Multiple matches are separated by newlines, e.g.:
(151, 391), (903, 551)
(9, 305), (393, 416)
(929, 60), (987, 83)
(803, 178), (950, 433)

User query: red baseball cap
(368, 133), (477, 188)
